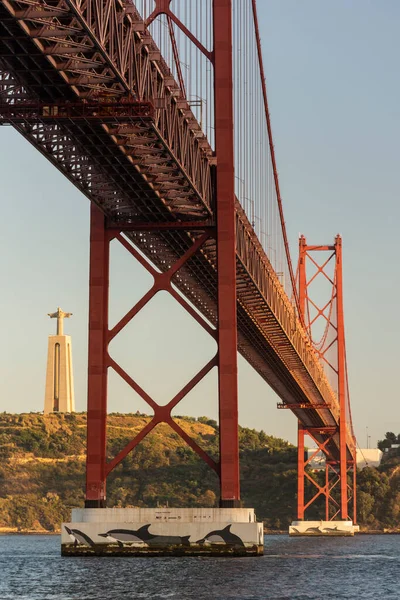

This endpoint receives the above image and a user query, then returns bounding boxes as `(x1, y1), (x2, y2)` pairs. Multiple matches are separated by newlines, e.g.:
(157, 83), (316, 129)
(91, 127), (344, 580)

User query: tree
(357, 491), (375, 525)
(386, 432), (397, 444)
(378, 432), (399, 451)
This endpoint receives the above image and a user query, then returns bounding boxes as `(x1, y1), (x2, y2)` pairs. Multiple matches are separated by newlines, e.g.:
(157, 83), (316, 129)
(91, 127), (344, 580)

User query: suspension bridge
(0, 0), (357, 554)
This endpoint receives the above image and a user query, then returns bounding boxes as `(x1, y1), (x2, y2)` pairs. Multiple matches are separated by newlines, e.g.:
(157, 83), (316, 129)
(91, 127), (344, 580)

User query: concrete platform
(289, 520), (356, 536)
(62, 508), (264, 556)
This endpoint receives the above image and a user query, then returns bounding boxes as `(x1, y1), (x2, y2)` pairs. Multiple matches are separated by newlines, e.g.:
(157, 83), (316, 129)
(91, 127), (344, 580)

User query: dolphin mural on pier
(291, 525), (340, 534)
(98, 525), (191, 548)
(64, 526), (95, 548)
(196, 524), (244, 546)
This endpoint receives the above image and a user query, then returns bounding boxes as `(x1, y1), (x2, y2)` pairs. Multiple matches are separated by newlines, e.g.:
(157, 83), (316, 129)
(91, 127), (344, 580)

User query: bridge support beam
(213, 0), (240, 507)
(291, 427), (358, 535)
(82, 0), (241, 513)
(335, 236), (348, 520)
(84, 205), (218, 507)
(294, 235), (357, 527)
(85, 204), (109, 508)
(297, 423), (305, 520)
(83, 200), (242, 509)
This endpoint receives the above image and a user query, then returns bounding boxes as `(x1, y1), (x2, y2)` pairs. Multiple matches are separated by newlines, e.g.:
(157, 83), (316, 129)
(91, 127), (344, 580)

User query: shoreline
(1, 529), (399, 536)
(264, 529), (400, 535)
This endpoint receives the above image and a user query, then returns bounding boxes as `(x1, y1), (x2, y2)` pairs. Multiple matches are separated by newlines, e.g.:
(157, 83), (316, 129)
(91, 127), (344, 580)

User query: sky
(1, 1), (399, 448)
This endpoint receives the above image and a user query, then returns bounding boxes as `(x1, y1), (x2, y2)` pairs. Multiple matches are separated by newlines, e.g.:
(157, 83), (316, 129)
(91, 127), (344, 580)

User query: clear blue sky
(1, 1), (399, 447)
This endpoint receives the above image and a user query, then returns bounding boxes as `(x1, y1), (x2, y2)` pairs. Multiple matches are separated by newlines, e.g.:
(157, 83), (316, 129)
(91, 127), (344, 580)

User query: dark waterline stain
(1, 534), (399, 599)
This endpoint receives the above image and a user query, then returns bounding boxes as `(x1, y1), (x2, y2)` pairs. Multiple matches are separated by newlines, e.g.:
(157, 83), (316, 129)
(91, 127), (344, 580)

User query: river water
(0, 534), (398, 599)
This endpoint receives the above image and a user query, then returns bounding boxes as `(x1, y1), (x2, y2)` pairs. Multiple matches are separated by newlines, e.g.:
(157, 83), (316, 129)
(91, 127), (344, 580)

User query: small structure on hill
(44, 307), (75, 414)
(307, 448), (383, 470)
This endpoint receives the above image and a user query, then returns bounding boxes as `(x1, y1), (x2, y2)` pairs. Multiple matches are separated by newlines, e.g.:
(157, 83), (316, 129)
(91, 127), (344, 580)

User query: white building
(355, 448), (383, 469)
(306, 448), (383, 470)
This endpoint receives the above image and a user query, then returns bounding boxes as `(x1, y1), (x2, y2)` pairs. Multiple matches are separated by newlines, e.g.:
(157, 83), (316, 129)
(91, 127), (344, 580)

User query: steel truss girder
(277, 402), (331, 410)
(0, 99), (155, 121)
(0, 0), (213, 216)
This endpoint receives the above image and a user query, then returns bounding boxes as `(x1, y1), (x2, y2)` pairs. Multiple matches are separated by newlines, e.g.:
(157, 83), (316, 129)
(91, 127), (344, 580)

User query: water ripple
(0, 534), (399, 599)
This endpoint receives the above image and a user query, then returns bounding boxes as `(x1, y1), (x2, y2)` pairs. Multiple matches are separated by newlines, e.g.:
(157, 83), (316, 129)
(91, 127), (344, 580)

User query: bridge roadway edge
(61, 508), (264, 557)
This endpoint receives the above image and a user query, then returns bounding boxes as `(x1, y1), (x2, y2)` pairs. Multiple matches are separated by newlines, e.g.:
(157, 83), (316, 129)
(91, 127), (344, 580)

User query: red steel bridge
(0, 0), (357, 522)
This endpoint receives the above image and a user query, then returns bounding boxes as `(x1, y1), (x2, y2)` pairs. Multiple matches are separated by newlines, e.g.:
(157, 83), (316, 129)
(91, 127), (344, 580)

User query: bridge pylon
(60, 0), (263, 557)
(290, 235), (357, 536)
(84, 201), (242, 510)
(84, 0), (240, 514)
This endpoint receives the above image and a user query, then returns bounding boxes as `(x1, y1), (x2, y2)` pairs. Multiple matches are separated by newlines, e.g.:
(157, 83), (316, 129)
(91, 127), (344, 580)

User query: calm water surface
(0, 534), (399, 599)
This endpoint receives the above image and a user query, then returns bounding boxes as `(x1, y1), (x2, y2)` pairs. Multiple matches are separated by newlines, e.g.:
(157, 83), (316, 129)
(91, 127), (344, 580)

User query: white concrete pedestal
(289, 520), (357, 536)
(62, 507), (264, 556)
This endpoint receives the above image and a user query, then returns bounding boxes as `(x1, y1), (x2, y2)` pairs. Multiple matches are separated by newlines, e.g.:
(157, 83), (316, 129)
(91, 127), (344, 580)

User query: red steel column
(325, 465), (329, 520)
(85, 203), (109, 508)
(213, 0), (240, 507)
(335, 235), (348, 519)
(298, 235), (307, 323)
(353, 457), (357, 524)
(297, 236), (307, 519)
(297, 423), (305, 520)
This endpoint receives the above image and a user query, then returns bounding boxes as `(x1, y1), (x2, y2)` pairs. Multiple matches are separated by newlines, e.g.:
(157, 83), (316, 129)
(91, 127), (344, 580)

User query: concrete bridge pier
(289, 520), (359, 536)
(62, 508), (264, 556)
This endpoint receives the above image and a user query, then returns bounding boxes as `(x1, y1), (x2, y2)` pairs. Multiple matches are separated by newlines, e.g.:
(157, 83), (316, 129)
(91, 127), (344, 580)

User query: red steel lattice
(297, 236), (356, 522)
(85, 0), (241, 508)
(86, 204), (222, 505)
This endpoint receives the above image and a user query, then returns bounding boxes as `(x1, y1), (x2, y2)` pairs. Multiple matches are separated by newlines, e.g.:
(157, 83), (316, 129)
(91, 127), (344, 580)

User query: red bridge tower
(296, 235), (356, 524)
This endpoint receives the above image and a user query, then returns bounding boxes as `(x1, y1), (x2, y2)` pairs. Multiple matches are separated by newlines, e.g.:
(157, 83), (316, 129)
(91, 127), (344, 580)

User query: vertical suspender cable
(250, 0), (300, 314)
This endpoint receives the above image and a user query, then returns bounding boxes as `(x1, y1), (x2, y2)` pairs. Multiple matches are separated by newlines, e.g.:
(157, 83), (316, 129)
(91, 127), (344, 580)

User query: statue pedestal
(44, 307), (74, 413)
(44, 334), (74, 413)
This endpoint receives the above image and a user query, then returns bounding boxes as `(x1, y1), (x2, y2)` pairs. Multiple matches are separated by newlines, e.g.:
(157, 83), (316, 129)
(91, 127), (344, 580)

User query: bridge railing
(235, 203), (339, 413)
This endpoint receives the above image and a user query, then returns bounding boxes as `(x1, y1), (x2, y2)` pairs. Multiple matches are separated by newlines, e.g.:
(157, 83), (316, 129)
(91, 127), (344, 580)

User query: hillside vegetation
(0, 413), (398, 532)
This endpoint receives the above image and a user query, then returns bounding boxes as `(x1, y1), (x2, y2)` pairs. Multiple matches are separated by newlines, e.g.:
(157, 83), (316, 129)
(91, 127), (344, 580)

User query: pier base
(62, 508), (264, 556)
(289, 520), (357, 536)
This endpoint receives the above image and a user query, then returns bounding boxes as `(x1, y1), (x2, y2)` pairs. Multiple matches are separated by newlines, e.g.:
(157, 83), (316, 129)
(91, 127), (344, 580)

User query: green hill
(0, 412), (296, 532)
(0, 413), (398, 532)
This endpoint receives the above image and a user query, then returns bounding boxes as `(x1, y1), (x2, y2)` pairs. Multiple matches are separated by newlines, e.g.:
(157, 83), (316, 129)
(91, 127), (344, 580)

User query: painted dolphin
(98, 528), (146, 548)
(99, 525), (191, 548)
(291, 527), (301, 534)
(321, 525), (339, 532)
(196, 524), (244, 547)
(305, 525), (340, 534)
(292, 525), (340, 534)
(304, 526), (324, 534)
(64, 526), (95, 548)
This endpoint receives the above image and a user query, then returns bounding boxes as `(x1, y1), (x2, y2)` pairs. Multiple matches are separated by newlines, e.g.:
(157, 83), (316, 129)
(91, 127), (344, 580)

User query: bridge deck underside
(0, 2), (353, 459)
